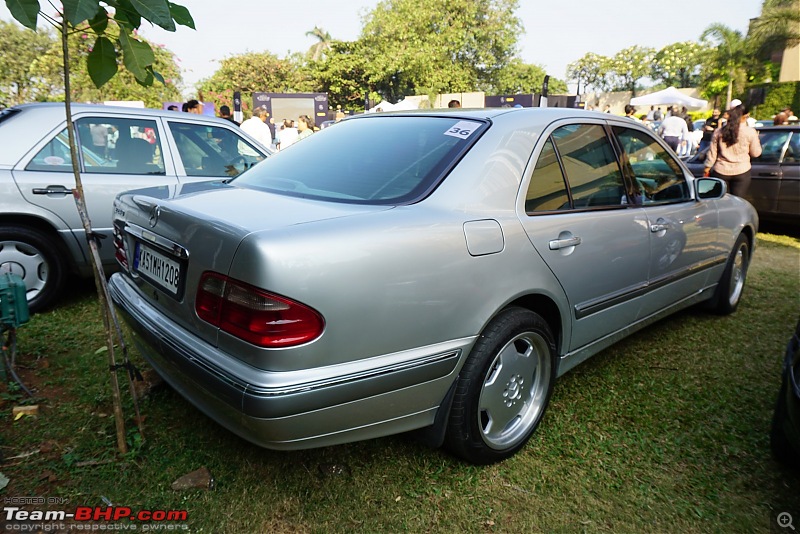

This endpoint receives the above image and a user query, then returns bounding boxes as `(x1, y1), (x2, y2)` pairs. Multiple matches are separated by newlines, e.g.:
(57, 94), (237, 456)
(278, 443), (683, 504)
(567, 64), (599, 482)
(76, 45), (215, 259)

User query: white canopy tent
(367, 98), (420, 113)
(629, 87), (707, 110)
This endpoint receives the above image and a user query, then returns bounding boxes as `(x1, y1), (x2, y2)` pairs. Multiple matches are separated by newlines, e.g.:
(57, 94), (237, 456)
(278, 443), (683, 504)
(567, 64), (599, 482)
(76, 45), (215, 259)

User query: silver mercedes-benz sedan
(109, 108), (757, 464)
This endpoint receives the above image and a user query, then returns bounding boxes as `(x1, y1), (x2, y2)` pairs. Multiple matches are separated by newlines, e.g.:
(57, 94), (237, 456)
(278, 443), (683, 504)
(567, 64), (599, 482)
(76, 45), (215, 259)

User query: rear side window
(234, 116), (487, 204)
(27, 117), (166, 175)
(552, 124), (625, 208)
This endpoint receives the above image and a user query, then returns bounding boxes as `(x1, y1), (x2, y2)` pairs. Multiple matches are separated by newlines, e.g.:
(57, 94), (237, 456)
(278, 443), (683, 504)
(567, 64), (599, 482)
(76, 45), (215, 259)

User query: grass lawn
(1, 233), (798, 533)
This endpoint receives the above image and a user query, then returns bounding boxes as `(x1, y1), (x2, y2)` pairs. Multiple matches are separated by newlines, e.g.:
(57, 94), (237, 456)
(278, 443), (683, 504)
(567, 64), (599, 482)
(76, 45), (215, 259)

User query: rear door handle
(32, 185), (72, 196)
(549, 236), (582, 250)
(650, 217), (673, 233)
(758, 172), (779, 176)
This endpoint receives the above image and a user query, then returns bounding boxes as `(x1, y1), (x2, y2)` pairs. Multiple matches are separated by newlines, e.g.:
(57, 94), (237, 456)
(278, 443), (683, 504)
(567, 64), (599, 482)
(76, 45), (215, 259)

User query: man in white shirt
(240, 107), (272, 149)
(657, 107), (689, 152)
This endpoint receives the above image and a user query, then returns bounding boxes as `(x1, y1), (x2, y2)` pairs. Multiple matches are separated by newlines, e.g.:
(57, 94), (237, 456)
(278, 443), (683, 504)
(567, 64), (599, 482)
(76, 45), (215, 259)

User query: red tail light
(195, 272), (324, 348)
(113, 223), (128, 269)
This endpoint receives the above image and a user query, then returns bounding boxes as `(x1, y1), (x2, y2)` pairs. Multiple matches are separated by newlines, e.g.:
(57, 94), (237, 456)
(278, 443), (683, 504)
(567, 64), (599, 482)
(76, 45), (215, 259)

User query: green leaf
(87, 36), (118, 88)
(134, 68), (154, 87)
(129, 0), (174, 31)
(149, 66), (166, 85)
(87, 6), (109, 35)
(119, 30), (154, 82)
(5, 0), (39, 29)
(63, 0), (100, 25)
(113, 0), (142, 31)
(168, 2), (194, 29)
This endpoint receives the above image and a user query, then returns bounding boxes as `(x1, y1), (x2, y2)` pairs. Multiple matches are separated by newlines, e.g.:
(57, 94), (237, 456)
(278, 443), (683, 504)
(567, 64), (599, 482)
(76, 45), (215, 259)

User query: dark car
(771, 318), (800, 469)
(685, 125), (800, 224)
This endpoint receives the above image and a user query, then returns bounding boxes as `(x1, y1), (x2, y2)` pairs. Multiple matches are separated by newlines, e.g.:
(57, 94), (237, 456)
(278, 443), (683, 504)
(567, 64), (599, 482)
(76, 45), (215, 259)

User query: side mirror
(696, 177), (726, 200)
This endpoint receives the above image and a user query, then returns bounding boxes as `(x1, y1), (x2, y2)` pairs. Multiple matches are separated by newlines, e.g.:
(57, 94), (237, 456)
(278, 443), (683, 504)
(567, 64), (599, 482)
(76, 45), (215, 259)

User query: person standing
(698, 109), (721, 153)
(297, 115), (314, 141)
(240, 107), (271, 148)
(275, 119), (299, 150)
(624, 105), (640, 121)
(218, 105), (239, 125)
(703, 104), (762, 197)
(184, 99), (203, 114)
(657, 107), (689, 152)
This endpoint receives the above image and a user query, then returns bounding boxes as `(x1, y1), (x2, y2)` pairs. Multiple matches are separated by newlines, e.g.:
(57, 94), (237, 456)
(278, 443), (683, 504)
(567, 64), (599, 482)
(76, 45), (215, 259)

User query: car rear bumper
(108, 273), (468, 450)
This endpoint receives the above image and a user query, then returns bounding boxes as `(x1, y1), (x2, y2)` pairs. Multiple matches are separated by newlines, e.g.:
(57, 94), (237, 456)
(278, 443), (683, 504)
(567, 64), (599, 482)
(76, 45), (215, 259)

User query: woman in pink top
(703, 104), (762, 196)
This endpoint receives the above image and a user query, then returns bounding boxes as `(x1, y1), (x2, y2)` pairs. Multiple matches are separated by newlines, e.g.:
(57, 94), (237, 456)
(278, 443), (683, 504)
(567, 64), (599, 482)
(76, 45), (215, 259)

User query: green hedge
(745, 81), (800, 120)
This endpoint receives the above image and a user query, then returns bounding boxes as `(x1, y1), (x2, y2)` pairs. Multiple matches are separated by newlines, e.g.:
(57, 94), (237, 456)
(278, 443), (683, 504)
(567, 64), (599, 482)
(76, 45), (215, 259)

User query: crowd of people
(617, 101), (798, 159)
(616, 100), (798, 198)
(169, 99), (332, 151)
(168, 95), (794, 199)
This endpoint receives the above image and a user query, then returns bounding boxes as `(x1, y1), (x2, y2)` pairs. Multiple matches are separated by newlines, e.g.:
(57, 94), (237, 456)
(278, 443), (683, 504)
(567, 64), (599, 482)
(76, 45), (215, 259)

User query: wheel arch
(0, 213), (81, 274)
(740, 224), (755, 253)
(417, 292), (565, 451)
(505, 293), (565, 358)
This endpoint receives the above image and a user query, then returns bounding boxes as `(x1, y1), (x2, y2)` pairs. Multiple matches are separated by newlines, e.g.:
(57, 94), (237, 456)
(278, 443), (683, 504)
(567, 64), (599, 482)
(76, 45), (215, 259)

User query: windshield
(233, 115), (487, 204)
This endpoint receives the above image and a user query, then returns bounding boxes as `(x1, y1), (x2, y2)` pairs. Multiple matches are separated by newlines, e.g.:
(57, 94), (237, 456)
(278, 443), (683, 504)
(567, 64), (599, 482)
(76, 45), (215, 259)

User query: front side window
(754, 130), (791, 163)
(613, 126), (690, 204)
(169, 122), (267, 178)
(234, 116), (487, 204)
(551, 124), (625, 208)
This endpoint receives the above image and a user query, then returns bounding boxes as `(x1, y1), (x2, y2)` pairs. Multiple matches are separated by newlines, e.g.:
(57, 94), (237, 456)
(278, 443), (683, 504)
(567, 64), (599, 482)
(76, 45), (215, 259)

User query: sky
(1, 0), (764, 95)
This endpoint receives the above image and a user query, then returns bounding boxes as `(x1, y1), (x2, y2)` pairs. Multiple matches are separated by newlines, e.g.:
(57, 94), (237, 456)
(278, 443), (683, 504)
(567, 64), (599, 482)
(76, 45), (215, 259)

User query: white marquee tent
(630, 87), (707, 109)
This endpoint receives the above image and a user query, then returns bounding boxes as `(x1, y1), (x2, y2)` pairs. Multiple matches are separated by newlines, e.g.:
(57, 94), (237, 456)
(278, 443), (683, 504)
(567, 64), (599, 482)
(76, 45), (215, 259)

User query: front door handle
(549, 236), (582, 250)
(32, 185), (72, 196)
(758, 172), (780, 177)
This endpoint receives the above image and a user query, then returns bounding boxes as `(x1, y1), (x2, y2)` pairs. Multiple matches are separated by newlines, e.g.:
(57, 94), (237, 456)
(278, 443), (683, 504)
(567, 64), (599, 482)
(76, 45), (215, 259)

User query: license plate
(134, 242), (182, 296)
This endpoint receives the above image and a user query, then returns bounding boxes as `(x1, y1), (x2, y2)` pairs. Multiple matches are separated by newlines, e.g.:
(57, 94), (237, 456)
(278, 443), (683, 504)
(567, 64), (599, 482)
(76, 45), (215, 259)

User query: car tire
(710, 233), (750, 315)
(445, 307), (557, 464)
(770, 377), (800, 469)
(0, 225), (66, 313)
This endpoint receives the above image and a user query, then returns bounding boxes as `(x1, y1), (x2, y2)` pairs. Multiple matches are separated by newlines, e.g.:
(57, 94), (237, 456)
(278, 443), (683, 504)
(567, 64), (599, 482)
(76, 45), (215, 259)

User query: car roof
(756, 124), (800, 130)
(11, 101), (232, 122)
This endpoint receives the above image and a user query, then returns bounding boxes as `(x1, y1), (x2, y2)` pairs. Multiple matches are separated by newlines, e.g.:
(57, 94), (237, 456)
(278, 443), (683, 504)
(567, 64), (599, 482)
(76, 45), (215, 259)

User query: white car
(0, 103), (271, 311)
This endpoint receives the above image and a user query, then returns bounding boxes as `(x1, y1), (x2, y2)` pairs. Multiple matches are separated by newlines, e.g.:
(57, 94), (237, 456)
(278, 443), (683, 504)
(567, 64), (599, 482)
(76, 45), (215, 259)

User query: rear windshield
(233, 115), (487, 204)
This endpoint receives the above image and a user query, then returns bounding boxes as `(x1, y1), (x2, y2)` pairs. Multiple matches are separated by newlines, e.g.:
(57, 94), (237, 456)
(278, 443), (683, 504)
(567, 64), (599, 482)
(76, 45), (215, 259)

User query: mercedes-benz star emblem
(149, 206), (160, 228)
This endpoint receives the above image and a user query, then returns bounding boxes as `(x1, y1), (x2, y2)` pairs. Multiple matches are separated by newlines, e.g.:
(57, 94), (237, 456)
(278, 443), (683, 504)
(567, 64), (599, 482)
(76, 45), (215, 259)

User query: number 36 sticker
(444, 121), (481, 139)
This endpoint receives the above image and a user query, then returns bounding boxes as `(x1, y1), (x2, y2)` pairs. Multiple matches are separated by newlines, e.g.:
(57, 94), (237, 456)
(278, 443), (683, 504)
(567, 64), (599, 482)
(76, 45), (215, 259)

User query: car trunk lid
(116, 183), (391, 347)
